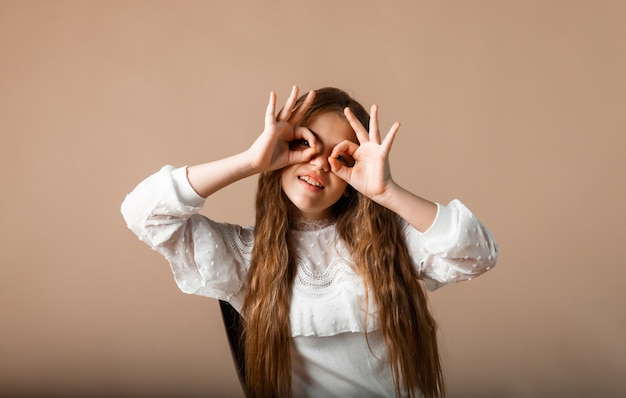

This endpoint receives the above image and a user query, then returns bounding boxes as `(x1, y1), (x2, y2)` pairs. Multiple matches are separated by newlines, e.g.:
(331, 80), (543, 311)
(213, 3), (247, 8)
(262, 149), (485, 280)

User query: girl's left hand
(329, 105), (400, 201)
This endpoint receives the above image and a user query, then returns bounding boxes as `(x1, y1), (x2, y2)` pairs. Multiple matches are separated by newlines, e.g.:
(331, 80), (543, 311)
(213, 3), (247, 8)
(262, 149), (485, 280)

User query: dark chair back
(218, 300), (246, 393)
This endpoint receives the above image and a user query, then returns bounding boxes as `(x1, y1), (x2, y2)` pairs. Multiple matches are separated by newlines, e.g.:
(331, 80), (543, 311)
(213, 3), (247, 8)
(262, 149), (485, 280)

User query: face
(280, 111), (357, 220)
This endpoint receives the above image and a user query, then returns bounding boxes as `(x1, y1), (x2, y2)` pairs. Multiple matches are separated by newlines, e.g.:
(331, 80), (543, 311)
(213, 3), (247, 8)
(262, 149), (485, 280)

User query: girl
(121, 86), (498, 398)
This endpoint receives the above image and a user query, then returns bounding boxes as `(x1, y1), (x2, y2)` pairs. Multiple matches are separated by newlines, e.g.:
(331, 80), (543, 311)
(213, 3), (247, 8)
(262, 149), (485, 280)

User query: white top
(121, 165), (498, 397)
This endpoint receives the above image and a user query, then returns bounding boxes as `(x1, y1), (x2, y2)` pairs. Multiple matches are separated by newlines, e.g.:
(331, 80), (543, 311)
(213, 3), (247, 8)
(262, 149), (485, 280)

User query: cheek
(279, 174), (289, 196)
(279, 167), (298, 198)
(330, 172), (347, 186)
(330, 177), (349, 197)
(279, 166), (293, 187)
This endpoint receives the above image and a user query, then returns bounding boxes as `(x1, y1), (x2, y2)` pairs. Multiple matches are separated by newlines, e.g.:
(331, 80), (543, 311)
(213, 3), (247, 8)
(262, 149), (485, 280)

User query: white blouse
(121, 165), (498, 397)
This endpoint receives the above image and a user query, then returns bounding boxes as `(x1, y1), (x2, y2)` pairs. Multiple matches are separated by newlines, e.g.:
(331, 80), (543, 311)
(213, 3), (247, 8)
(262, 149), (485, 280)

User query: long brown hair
(242, 88), (444, 397)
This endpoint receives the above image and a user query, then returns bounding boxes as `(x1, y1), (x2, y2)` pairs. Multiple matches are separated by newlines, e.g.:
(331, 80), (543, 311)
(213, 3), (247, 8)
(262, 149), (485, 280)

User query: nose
(309, 153), (330, 172)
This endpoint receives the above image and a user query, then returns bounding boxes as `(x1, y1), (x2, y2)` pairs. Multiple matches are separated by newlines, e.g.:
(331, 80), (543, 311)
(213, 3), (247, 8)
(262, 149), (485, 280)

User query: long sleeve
(120, 165), (254, 310)
(403, 199), (499, 291)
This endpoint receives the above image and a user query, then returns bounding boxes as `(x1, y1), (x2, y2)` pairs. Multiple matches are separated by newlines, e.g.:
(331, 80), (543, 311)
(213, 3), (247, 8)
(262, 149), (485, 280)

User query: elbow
(487, 234), (499, 267)
(473, 223), (499, 273)
(475, 238), (498, 276)
(120, 194), (153, 245)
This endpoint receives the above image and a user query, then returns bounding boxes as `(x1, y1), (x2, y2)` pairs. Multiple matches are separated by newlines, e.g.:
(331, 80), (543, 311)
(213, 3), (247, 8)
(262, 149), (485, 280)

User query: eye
(337, 153), (355, 167)
(289, 139), (310, 150)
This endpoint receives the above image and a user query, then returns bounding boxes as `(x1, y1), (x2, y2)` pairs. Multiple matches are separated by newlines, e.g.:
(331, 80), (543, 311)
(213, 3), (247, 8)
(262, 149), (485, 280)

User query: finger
(382, 122), (401, 151)
(286, 127), (317, 164)
(331, 139), (360, 158)
(289, 147), (316, 165)
(293, 126), (318, 150)
(330, 140), (359, 170)
(265, 91), (277, 126)
(288, 89), (316, 125)
(329, 141), (356, 181)
(344, 107), (369, 144)
(329, 156), (351, 182)
(277, 85), (299, 121)
(369, 104), (381, 144)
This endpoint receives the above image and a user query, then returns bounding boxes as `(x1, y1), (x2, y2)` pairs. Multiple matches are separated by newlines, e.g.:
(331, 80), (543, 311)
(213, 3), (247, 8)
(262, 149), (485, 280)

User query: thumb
(288, 146), (316, 165)
(329, 158), (350, 182)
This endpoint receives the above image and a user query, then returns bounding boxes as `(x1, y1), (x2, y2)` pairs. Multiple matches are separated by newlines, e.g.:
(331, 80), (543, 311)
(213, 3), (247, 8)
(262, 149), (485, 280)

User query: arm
(329, 104), (437, 232)
(371, 183), (438, 233)
(330, 105), (498, 286)
(120, 86), (318, 306)
(404, 200), (498, 290)
(120, 165), (253, 306)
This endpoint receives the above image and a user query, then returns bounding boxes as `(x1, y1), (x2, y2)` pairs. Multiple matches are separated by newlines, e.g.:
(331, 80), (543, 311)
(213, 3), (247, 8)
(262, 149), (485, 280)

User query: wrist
(369, 182), (437, 232)
(242, 149), (265, 175)
(369, 180), (400, 207)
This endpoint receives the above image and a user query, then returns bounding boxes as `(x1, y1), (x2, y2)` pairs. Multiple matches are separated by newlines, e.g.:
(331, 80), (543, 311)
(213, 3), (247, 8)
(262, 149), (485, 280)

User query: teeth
(299, 176), (324, 188)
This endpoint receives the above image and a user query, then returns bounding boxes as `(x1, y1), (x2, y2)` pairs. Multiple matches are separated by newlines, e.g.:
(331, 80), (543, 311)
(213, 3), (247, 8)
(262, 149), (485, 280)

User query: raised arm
(187, 86), (317, 197)
(120, 86), (319, 306)
(330, 105), (498, 286)
(329, 105), (437, 232)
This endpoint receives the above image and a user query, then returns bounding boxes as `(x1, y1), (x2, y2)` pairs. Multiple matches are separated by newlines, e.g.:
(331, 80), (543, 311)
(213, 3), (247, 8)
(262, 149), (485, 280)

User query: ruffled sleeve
(120, 165), (254, 310)
(403, 199), (499, 291)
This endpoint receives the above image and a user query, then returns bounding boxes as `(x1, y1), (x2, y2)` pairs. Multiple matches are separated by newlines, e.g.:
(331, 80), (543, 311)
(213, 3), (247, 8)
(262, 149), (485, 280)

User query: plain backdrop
(1, 1), (625, 397)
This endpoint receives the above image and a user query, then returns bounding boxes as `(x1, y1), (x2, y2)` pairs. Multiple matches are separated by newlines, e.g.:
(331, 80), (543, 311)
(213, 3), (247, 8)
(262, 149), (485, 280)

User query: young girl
(121, 86), (498, 398)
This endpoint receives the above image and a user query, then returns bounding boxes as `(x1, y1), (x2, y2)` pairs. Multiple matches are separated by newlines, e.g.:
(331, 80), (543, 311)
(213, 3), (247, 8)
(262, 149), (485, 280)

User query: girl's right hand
(247, 86), (317, 172)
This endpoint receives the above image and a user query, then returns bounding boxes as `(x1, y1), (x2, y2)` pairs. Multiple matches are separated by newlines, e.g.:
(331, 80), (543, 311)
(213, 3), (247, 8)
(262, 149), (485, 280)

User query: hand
(329, 104), (400, 201)
(247, 86), (317, 172)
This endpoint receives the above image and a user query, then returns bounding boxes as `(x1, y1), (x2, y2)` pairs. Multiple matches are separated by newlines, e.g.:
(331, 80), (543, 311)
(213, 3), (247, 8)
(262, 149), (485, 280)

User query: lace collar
(290, 216), (336, 231)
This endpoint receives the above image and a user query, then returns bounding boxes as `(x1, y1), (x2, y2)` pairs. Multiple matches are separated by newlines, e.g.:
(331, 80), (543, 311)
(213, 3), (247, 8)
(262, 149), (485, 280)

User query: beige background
(1, 0), (625, 397)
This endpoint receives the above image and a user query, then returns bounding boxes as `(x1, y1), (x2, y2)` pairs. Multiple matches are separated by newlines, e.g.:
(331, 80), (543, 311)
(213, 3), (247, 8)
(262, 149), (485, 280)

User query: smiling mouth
(298, 176), (325, 189)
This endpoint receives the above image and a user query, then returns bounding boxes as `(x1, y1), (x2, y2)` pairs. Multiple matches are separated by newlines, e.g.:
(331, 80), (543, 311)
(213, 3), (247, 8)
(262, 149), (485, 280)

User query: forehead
(305, 111), (357, 145)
